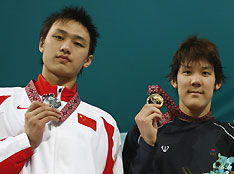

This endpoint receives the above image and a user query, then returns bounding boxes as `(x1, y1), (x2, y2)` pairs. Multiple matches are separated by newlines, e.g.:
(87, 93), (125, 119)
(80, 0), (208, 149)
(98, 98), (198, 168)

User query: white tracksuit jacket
(0, 75), (123, 174)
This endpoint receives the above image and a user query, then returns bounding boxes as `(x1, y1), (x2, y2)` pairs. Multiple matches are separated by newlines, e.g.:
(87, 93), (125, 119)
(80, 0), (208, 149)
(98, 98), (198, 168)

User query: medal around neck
(25, 80), (81, 122)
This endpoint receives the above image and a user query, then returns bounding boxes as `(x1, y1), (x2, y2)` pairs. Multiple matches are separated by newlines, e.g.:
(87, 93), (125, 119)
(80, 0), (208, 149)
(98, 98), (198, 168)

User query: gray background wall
(1, 0), (234, 132)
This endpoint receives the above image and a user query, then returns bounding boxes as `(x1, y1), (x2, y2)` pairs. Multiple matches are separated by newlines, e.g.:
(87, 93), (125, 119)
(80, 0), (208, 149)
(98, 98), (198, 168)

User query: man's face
(39, 20), (92, 80)
(171, 60), (221, 116)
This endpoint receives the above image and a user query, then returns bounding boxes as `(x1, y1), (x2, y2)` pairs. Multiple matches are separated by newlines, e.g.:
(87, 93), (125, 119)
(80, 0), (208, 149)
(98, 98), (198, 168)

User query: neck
(41, 70), (76, 90)
(179, 102), (211, 118)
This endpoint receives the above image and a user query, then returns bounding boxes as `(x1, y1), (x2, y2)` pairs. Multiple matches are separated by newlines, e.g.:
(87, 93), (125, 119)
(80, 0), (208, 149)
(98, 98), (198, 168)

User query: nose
(60, 41), (71, 54)
(190, 74), (202, 87)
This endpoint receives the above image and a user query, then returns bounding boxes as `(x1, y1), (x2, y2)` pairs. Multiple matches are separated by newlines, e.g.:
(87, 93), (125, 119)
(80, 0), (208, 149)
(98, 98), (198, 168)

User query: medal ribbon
(148, 85), (213, 125)
(25, 80), (80, 121)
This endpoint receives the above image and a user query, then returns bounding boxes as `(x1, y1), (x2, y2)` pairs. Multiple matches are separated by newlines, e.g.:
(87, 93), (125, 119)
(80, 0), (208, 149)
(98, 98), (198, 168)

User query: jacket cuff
(138, 137), (158, 153)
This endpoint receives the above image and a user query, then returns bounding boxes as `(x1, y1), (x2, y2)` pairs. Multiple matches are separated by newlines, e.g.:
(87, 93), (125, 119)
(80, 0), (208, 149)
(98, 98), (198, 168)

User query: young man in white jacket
(0, 6), (123, 174)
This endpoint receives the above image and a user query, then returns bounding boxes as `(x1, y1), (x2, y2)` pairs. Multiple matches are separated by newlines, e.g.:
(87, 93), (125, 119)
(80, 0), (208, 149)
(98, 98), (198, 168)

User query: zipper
(57, 86), (64, 101)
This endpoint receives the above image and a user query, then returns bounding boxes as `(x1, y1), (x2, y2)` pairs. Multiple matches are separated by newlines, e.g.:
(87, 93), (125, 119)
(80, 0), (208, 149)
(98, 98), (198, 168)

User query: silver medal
(42, 94), (61, 109)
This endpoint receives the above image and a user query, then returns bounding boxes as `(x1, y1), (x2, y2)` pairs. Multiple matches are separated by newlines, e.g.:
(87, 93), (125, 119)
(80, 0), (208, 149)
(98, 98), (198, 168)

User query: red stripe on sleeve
(0, 147), (33, 174)
(0, 96), (11, 105)
(101, 117), (114, 174)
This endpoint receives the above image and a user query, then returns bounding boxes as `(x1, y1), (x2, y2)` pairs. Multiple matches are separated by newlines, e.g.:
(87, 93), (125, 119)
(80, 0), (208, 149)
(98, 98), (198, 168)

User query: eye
(183, 70), (192, 75)
(74, 42), (84, 47)
(54, 35), (64, 40)
(202, 71), (211, 76)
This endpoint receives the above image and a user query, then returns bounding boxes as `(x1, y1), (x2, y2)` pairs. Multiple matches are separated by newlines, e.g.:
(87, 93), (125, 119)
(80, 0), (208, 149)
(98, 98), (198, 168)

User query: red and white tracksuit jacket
(0, 74), (123, 174)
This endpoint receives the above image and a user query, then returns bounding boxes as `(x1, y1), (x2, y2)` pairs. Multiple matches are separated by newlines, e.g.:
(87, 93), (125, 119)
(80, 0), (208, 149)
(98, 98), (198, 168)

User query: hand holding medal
(134, 85), (174, 146)
(134, 85), (166, 146)
(146, 85), (177, 126)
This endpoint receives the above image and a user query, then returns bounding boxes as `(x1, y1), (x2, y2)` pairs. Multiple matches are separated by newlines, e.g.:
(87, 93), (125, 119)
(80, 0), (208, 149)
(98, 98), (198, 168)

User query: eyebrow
(201, 66), (213, 70)
(55, 29), (87, 43)
(182, 65), (213, 70)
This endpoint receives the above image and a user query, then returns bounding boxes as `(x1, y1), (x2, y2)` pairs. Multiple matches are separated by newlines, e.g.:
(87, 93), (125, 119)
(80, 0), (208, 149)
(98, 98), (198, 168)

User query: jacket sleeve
(0, 134), (33, 174)
(0, 94), (33, 174)
(122, 125), (160, 174)
(101, 117), (123, 174)
(112, 126), (124, 174)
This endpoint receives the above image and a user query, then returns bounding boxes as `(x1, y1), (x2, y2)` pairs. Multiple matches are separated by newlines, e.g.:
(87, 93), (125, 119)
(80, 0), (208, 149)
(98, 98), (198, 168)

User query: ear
(215, 82), (222, 91)
(39, 37), (45, 53)
(83, 55), (93, 68)
(171, 79), (178, 89)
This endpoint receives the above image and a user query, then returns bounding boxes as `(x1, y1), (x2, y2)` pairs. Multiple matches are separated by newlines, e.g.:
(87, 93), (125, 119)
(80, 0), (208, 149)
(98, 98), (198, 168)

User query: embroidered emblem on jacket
(210, 148), (218, 156)
(161, 145), (169, 152)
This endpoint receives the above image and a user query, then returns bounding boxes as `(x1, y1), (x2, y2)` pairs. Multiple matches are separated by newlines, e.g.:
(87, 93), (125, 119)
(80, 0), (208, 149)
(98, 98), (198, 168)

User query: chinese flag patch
(0, 96), (11, 105)
(78, 113), (96, 131)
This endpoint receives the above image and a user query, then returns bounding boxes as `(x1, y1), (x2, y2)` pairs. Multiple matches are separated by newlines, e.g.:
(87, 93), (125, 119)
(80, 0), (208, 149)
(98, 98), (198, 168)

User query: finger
(151, 103), (164, 109)
(136, 112), (162, 125)
(34, 110), (61, 120)
(137, 104), (162, 118)
(40, 115), (61, 125)
(144, 104), (162, 114)
(26, 101), (44, 113)
(145, 112), (162, 122)
(28, 104), (61, 116)
(152, 119), (157, 128)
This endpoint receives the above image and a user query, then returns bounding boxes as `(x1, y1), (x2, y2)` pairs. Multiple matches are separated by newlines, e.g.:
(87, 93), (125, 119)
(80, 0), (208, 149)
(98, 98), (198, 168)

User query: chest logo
(17, 105), (28, 109)
(161, 145), (169, 152)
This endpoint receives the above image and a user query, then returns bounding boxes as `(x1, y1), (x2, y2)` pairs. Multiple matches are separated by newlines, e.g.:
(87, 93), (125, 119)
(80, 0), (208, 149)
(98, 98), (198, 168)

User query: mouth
(188, 91), (203, 95)
(56, 55), (71, 62)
